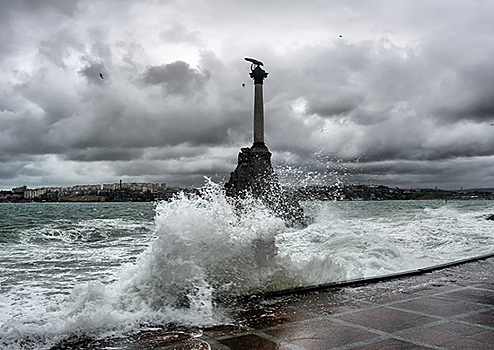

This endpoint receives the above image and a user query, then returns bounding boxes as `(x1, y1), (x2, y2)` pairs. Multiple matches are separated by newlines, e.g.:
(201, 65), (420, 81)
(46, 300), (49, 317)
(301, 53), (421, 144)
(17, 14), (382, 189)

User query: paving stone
(469, 330), (494, 345)
(350, 338), (430, 349)
(287, 290), (368, 316)
(217, 334), (290, 350)
(413, 284), (461, 295)
(336, 307), (437, 333)
(172, 339), (219, 350)
(264, 318), (377, 349)
(132, 331), (192, 349)
(442, 288), (494, 305)
(443, 330), (494, 350)
(435, 321), (487, 337)
(401, 320), (491, 348)
(346, 286), (418, 305)
(201, 324), (246, 338)
(402, 326), (462, 346)
(393, 296), (486, 317)
(462, 310), (494, 328)
(476, 282), (494, 291)
(232, 304), (311, 329)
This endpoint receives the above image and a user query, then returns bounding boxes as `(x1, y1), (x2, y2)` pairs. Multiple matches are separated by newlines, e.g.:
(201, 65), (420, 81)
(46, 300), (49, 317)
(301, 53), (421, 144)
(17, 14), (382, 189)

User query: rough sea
(1, 181), (493, 349)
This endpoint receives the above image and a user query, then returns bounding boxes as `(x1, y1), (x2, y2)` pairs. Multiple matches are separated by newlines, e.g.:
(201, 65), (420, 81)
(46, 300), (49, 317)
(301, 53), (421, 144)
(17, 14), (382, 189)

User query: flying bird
(242, 83), (246, 88)
(339, 35), (343, 37)
(99, 73), (104, 79)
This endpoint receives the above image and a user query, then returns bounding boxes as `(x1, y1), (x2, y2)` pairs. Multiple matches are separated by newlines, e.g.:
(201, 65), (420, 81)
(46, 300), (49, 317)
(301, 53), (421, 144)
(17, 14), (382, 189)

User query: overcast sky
(1, 0), (494, 190)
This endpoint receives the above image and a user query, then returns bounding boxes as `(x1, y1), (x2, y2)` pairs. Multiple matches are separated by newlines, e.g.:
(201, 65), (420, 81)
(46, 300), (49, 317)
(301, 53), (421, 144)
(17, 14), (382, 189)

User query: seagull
(339, 35), (343, 38)
(242, 83), (246, 88)
(99, 73), (104, 79)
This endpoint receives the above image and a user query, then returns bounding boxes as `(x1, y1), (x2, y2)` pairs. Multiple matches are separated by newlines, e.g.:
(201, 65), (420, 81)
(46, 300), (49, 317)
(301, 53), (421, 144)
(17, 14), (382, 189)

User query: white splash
(0, 180), (344, 349)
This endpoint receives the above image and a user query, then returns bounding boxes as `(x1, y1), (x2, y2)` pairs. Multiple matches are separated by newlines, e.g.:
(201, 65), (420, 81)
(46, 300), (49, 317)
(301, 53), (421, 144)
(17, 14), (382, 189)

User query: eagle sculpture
(244, 57), (264, 66)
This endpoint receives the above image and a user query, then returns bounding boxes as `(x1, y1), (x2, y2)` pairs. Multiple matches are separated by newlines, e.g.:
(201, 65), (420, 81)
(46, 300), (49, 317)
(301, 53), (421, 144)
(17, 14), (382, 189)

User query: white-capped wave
(0, 180), (342, 349)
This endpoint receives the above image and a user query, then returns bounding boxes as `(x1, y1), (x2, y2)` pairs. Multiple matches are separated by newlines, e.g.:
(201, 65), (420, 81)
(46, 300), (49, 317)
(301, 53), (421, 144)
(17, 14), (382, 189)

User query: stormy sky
(2, 0), (494, 190)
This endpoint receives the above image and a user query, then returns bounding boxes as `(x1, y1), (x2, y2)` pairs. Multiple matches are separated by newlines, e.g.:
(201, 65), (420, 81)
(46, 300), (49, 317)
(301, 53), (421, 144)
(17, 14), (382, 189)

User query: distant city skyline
(4, 181), (494, 204)
(1, 181), (184, 202)
(2, 1), (494, 191)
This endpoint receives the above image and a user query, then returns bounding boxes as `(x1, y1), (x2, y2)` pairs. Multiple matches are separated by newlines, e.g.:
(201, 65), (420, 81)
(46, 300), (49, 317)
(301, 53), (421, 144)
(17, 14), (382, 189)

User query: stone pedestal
(225, 144), (308, 228)
(225, 144), (275, 198)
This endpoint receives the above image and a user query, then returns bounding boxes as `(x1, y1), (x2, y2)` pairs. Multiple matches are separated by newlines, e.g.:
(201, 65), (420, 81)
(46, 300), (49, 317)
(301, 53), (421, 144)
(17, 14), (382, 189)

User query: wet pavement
(72, 257), (494, 350)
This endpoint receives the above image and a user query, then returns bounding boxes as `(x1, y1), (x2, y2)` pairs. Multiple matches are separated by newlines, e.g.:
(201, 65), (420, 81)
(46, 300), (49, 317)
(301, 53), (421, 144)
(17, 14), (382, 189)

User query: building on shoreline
(294, 184), (494, 201)
(0, 182), (188, 203)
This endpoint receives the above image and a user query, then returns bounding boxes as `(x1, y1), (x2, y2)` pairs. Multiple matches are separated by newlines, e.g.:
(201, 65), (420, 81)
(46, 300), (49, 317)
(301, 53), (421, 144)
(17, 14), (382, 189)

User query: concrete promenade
(80, 257), (494, 350)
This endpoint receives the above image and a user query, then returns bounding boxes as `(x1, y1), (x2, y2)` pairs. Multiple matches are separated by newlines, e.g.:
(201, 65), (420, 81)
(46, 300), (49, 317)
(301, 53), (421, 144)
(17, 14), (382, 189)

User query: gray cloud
(434, 63), (494, 123)
(65, 148), (145, 162)
(39, 29), (83, 68)
(141, 61), (211, 96)
(79, 59), (107, 85)
(160, 23), (203, 46)
(2, 0), (494, 190)
(306, 94), (364, 119)
(0, 0), (80, 62)
(2, 0), (80, 16)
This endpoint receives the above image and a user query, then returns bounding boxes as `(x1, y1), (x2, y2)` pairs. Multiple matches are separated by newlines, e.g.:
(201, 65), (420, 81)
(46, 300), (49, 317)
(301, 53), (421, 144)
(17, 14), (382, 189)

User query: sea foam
(0, 180), (344, 349)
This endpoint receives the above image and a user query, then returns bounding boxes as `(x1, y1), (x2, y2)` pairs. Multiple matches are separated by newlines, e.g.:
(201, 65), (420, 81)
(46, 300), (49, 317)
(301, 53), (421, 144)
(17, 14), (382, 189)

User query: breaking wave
(3, 180), (492, 349)
(0, 180), (344, 349)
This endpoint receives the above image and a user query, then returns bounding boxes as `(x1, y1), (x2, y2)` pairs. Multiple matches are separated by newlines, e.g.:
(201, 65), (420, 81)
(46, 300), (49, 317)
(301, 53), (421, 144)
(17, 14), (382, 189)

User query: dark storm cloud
(65, 148), (145, 162)
(1, 54), (235, 164)
(2, 0), (494, 190)
(57, 104), (245, 154)
(265, 40), (426, 135)
(354, 157), (494, 190)
(0, 161), (27, 180)
(0, 91), (65, 157)
(306, 94), (364, 119)
(79, 60), (107, 85)
(141, 61), (211, 96)
(434, 63), (494, 123)
(261, 27), (494, 172)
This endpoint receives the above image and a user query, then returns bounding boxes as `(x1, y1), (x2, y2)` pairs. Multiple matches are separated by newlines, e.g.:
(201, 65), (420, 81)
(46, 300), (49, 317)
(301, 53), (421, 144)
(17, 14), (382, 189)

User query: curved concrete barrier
(262, 252), (494, 298)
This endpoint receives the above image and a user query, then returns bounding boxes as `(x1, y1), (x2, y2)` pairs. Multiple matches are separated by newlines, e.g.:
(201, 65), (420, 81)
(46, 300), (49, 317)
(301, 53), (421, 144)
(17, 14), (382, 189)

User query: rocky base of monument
(225, 144), (310, 228)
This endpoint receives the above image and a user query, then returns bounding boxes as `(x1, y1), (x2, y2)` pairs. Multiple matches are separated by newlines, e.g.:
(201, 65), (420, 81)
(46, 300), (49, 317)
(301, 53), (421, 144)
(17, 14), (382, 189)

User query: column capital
(250, 65), (268, 84)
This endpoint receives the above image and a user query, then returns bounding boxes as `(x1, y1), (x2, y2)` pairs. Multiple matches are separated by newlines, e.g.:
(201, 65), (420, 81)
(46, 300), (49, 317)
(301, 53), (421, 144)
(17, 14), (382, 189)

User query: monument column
(247, 60), (268, 147)
(225, 57), (308, 227)
(253, 83), (264, 145)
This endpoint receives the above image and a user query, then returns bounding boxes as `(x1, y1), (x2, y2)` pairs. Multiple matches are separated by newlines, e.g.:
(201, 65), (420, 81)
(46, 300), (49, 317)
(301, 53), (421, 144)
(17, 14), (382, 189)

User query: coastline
(2, 183), (494, 203)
